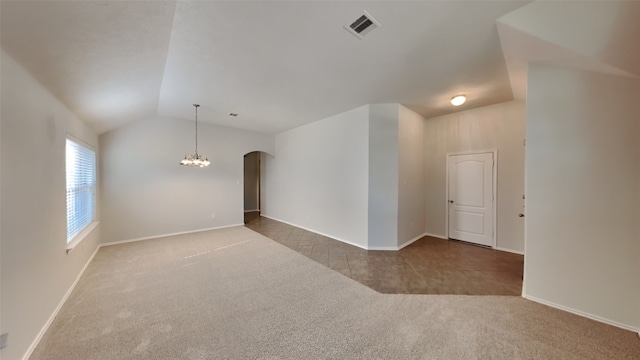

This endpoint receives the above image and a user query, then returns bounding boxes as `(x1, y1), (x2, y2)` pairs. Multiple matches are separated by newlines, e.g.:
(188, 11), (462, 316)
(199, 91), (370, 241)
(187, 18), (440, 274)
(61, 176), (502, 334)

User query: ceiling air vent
(344, 11), (381, 40)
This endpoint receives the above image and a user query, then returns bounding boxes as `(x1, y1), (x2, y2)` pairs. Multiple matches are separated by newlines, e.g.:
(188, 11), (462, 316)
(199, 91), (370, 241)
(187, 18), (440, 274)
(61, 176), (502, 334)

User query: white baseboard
(23, 224), (245, 359)
(420, 233), (525, 256)
(102, 224), (245, 247)
(496, 247), (525, 255)
(423, 232), (448, 240)
(243, 209), (259, 213)
(522, 293), (639, 333)
(254, 217), (524, 256)
(260, 214), (368, 250)
(22, 244), (101, 360)
(367, 246), (399, 251)
(260, 216), (433, 251)
(397, 232), (428, 250)
(370, 232), (428, 251)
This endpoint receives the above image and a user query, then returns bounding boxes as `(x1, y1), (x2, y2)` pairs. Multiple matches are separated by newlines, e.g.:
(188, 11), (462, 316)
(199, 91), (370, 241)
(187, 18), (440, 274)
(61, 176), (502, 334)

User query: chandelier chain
(194, 104), (199, 154)
(179, 103), (210, 167)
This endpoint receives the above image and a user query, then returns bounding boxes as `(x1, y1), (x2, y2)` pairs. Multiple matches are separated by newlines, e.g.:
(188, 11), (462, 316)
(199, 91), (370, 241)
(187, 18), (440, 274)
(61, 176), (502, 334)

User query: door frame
(445, 149), (498, 248)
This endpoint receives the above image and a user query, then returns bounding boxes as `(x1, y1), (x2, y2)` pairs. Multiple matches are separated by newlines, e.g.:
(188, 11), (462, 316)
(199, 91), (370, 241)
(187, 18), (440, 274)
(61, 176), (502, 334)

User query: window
(66, 138), (96, 243)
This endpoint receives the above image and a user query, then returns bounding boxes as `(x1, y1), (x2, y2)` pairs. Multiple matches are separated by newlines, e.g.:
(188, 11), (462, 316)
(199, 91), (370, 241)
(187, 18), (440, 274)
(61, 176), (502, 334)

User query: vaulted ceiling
(4, 1), (638, 136)
(1, 0), (533, 134)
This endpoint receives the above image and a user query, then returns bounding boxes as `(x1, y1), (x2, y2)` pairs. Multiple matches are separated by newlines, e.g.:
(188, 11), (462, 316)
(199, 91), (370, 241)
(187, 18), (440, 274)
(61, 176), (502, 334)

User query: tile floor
(245, 212), (524, 296)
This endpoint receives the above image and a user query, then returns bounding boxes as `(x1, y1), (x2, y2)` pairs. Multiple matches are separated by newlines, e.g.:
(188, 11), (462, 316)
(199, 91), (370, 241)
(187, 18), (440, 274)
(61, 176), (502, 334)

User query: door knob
(449, 200), (454, 204)
(518, 213), (525, 218)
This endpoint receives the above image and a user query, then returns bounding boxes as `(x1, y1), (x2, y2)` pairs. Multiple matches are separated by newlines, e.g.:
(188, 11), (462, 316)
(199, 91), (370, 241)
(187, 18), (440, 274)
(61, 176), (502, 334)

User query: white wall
(525, 64), (640, 330)
(368, 104), (399, 249)
(243, 151), (260, 212)
(423, 100), (526, 253)
(261, 106), (370, 248)
(261, 103), (426, 250)
(398, 105), (426, 247)
(100, 116), (273, 244)
(0, 49), (101, 360)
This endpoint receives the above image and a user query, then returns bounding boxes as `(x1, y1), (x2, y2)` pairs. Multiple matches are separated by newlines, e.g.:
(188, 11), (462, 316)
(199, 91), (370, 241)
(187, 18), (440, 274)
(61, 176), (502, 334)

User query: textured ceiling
(497, 1), (640, 100)
(1, 1), (529, 134)
(0, 1), (176, 133)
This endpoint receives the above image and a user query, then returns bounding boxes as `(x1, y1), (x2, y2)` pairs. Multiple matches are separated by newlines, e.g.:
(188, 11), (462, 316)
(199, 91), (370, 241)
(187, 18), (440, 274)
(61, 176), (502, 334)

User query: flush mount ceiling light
(180, 104), (211, 168)
(451, 95), (466, 106)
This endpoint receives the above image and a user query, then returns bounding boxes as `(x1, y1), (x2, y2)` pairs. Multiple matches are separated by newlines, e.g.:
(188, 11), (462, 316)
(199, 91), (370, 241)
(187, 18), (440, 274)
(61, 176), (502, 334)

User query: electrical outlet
(0, 333), (8, 349)
(211, 213), (216, 219)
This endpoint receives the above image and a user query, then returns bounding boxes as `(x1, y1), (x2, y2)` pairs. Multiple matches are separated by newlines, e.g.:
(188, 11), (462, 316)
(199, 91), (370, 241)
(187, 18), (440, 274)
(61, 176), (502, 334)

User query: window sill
(66, 221), (99, 254)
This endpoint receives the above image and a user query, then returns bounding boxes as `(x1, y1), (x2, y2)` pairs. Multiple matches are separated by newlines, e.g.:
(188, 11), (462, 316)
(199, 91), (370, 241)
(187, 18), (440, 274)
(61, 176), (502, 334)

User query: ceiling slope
(0, 1), (177, 133)
(2, 1), (529, 134)
(498, 0), (640, 99)
(158, 1), (524, 134)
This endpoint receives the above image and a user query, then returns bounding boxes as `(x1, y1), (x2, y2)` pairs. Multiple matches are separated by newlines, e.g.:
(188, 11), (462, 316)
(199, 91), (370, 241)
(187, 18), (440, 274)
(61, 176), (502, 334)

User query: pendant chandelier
(180, 104), (211, 167)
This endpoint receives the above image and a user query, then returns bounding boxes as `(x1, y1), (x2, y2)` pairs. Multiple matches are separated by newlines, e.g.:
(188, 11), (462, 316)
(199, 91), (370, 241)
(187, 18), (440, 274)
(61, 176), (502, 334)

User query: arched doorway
(243, 151), (262, 224)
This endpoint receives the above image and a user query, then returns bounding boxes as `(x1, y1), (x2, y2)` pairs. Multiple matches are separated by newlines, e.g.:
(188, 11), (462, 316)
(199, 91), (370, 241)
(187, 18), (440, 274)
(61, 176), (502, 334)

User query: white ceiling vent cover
(344, 11), (381, 40)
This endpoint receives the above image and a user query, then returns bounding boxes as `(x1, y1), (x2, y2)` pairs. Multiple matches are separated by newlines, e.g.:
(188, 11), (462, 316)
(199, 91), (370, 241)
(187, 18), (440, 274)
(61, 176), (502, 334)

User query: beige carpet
(31, 227), (640, 359)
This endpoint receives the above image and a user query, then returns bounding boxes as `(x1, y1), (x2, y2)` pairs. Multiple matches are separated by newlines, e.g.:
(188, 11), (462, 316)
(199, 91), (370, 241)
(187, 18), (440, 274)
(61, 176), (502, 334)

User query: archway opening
(243, 151), (262, 224)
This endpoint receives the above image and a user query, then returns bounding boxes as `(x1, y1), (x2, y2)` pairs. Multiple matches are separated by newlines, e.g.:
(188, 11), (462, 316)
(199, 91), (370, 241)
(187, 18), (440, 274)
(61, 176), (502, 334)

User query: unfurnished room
(1, 1), (639, 359)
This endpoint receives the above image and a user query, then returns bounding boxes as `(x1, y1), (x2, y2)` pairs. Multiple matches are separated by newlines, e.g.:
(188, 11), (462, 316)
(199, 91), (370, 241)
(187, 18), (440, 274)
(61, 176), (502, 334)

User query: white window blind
(66, 138), (96, 243)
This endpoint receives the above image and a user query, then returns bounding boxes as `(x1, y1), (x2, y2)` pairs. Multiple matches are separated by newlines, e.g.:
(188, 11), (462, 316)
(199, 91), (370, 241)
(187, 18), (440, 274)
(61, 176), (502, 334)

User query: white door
(447, 152), (494, 247)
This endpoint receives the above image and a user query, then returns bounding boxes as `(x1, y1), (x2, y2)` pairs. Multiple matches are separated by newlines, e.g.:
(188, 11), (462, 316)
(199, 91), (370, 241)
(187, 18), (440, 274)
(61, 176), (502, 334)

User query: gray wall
(525, 64), (640, 330)
(261, 105), (370, 248)
(398, 105), (426, 247)
(261, 103), (438, 250)
(262, 103), (424, 250)
(367, 104), (400, 249)
(1, 49), (101, 360)
(99, 116), (274, 244)
(423, 100), (526, 253)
